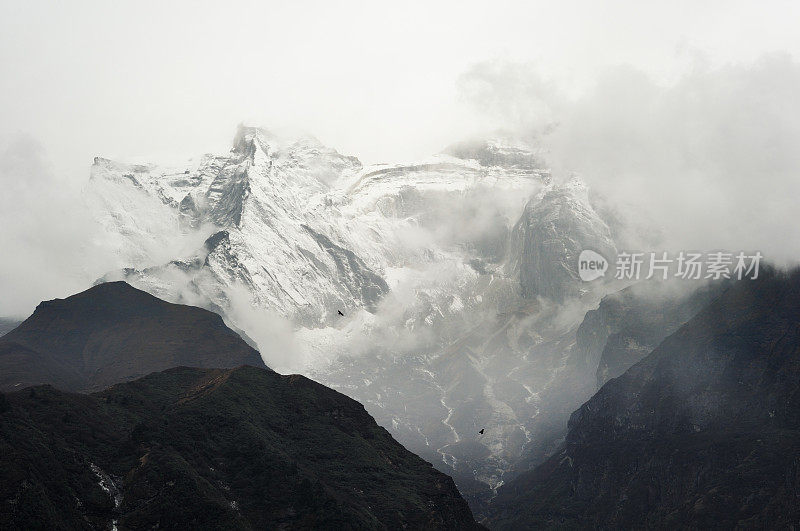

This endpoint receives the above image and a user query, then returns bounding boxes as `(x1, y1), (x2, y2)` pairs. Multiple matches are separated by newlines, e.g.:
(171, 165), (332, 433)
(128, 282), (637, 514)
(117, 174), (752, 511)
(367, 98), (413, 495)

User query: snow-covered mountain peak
(85, 125), (577, 329)
(232, 124), (276, 155)
(232, 124), (362, 187)
(86, 125), (622, 501)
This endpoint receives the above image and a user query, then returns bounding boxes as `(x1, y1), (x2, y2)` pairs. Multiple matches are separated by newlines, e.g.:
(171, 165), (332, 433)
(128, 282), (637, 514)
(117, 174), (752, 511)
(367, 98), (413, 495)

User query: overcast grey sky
(2, 0), (800, 316)
(2, 0), (799, 176)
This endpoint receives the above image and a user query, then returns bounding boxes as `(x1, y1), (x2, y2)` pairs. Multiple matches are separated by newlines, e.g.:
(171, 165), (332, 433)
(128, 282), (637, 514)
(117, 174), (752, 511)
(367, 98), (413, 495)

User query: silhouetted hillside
(0, 282), (266, 392)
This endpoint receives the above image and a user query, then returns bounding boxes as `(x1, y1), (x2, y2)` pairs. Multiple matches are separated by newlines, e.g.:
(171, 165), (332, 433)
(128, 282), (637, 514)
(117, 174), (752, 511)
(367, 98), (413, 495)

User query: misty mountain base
(488, 269), (800, 529)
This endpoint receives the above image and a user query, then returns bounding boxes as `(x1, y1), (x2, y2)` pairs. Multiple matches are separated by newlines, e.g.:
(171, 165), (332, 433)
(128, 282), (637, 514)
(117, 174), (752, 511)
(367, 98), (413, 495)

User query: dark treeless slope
(0, 366), (481, 530)
(0, 281), (266, 392)
(488, 268), (800, 529)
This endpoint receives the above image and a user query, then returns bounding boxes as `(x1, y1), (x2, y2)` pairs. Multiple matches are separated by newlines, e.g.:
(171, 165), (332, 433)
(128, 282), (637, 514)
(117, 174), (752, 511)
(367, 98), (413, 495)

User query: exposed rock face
(0, 281), (266, 392)
(488, 269), (800, 529)
(507, 179), (616, 303)
(0, 366), (482, 529)
(300, 224), (389, 313)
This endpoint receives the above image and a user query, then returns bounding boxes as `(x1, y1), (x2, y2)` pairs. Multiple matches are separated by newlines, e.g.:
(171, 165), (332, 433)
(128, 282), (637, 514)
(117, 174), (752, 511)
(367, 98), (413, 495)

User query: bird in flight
(478, 428), (484, 435)
(337, 310), (344, 317)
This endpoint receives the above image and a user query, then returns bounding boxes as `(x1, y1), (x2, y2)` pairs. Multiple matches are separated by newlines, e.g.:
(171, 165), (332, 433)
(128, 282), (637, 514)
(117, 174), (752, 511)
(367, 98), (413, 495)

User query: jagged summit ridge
(89, 126), (381, 327)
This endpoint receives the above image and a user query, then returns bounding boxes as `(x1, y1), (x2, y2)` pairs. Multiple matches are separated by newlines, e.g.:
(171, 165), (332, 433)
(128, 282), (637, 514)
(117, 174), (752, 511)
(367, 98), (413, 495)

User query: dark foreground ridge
(0, 366), (481, 529)
(0, 281), (266, 392)
(488, 268), (800, 529)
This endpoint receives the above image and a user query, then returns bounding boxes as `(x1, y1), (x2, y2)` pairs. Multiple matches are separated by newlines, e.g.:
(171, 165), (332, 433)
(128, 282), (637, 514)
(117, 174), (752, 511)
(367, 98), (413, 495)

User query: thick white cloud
(461, 54), (800, 265)
(0, 136), (116, 315)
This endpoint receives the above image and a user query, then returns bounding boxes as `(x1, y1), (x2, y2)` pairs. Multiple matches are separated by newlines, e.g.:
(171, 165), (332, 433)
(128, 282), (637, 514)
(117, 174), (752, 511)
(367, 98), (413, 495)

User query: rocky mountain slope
(507, 179), (616, 302)
(0, 281), (265, 392)
(488, 268), (800, 529)
(0, 365), (481, 529)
